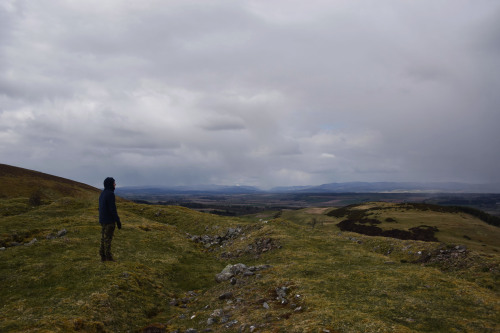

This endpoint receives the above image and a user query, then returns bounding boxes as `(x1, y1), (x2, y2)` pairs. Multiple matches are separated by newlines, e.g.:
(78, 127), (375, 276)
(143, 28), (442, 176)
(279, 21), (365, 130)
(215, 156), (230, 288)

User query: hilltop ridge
(0, 164), (99, 199)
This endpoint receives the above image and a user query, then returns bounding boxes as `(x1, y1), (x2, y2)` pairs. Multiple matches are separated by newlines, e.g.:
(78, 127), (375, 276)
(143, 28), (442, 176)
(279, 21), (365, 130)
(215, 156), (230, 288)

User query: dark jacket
(99, 183), (121, 226)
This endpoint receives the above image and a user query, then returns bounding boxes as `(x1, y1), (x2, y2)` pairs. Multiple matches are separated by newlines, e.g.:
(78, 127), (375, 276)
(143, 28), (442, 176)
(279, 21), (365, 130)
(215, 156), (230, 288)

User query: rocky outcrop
(221, 238), (281, 259)
(187, 227), (281, 259)
(215, 263), (271, 283)
(412, 245), (474, 270)
(187, 227), (244, 249)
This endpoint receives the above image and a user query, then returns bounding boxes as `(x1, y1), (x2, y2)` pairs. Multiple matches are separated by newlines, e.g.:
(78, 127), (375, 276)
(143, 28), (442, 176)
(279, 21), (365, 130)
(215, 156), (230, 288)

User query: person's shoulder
(101, 189), (114, 197)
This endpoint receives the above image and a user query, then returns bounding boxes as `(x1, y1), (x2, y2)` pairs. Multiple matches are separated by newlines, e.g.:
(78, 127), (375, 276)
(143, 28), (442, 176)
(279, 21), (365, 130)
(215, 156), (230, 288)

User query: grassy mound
(0, 164), (99, 200)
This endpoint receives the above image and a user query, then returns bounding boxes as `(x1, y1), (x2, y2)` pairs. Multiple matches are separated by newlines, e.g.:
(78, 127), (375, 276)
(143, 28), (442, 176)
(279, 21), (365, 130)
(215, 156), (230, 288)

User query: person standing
(99, 177), (122, 261)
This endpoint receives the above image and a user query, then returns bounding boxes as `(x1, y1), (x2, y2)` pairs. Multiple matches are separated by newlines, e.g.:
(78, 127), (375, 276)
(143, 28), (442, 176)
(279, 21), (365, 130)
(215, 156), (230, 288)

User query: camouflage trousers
(99, 224), (115, 261)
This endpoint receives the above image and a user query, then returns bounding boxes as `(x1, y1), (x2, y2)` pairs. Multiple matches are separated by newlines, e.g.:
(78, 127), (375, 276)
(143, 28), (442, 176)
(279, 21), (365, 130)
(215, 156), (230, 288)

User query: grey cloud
(1, 0), (499, 188)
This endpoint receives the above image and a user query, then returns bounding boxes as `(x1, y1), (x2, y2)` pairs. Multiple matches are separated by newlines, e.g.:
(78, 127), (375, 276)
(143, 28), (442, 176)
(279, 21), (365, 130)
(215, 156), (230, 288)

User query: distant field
(119, 191), (500, 217)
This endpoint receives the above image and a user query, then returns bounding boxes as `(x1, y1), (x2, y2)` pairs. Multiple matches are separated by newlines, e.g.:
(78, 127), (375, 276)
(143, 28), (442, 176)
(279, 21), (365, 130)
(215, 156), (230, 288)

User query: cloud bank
(1, 0), (499, 188)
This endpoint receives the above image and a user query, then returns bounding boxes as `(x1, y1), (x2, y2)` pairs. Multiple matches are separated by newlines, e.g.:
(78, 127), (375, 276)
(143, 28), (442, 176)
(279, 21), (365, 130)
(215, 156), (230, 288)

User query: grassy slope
(0, 164), (99, 200)
(0, 166), (499, 332)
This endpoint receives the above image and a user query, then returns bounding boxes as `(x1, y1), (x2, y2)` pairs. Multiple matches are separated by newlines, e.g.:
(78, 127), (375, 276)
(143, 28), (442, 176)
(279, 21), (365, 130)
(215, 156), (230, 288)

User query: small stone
(0, 247), (5, 251)
(25, 238), (38, 246)
(185, 329), (197, 333)
(294, 306), (302, 312)
(219, 292), (233, 300)
(207, 317), (217, 325)
(211, 309), (223, 317)
(230, 277), (237, 285)
(249, 326), (256, 332)
(263, 302), (270, 309)
(215, 272), (233, 283)
(57, 229), (67, 237)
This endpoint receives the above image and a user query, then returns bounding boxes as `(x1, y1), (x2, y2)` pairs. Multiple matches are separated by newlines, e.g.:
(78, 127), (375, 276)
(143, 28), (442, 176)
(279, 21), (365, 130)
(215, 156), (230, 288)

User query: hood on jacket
(103, 177), (115, 190)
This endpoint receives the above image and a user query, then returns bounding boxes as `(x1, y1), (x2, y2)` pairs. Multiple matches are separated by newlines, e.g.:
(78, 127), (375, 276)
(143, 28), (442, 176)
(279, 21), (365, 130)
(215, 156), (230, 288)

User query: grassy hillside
(0, 164), (99, 200)
(0, 166), (499, 332)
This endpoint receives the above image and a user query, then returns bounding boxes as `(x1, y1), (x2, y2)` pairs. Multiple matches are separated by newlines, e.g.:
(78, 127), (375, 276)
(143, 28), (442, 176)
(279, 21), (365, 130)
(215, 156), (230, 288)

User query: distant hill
(271, 181), (500, 193)
(119, 184), (262, 196)
(121, 181), (500, 195)
(0, 164), (99, 199)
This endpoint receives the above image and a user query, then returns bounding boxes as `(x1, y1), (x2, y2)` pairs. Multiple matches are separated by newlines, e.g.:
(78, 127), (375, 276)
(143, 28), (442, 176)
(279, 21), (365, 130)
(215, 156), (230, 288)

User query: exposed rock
(221, 238), (281, 259)
(25, 238), (37, 246)
(57, 229), (67, 237)
(187, 227), (244, 250)
(263, 302), (270, 309)
(413, 244), (473, 270)
(210, 309), (223, 318)
(215, 263), (271, 283)
(219, 292), (233, 300)
(275, 286), (289, 305)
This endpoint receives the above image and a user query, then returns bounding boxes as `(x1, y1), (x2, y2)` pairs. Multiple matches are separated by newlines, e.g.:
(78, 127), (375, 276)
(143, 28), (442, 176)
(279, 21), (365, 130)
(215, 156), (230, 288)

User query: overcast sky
(1, 0), (499, 189)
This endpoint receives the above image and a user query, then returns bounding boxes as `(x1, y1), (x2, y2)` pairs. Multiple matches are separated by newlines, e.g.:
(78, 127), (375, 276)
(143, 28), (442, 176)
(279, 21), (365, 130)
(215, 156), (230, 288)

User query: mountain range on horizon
(118, 181), (500, 195)
(1, 163), (499, 195)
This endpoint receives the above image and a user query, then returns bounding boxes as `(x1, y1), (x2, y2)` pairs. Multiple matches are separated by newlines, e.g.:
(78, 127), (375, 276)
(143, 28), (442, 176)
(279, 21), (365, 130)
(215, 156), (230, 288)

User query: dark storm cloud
(1, 0), (499, 188)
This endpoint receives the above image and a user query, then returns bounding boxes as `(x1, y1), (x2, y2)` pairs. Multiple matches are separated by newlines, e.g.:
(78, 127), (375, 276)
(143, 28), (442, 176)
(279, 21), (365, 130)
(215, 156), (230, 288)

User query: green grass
(1, 193), (499, 332)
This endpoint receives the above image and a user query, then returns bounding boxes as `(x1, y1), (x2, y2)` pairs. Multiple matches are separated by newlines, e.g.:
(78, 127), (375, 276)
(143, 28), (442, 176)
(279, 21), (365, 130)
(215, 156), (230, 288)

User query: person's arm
(109, 193), (122, 229)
